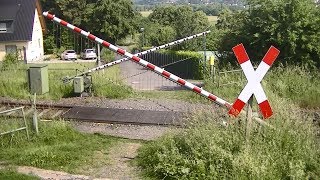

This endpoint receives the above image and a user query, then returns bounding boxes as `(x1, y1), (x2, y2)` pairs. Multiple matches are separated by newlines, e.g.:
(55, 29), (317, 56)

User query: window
(5, 45), (17, 54)
(0, 23), (6, 33)
(0, 21), (13, 33)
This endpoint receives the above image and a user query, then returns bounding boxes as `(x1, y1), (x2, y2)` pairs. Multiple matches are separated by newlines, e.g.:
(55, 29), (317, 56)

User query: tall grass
(203, 65), (320, 109)
(266, 65), (320, 109)
(91, 66), (133, 99)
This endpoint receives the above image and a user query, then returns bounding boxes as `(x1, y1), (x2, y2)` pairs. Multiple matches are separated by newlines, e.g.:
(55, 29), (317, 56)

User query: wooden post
(246, 96), (254, 145)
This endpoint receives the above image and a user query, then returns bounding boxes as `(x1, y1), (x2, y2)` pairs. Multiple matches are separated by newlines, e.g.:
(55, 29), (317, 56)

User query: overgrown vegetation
(1, 53), (20, 70)
(204, 65), (320, 109)
(137, 98), (320, 179)
(0, 121), (120, 174)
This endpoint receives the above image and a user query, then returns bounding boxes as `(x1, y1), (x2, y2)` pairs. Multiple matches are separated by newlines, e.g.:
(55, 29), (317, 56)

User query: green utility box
(28, 64), (49, 95)
(74, 76), (84, 93)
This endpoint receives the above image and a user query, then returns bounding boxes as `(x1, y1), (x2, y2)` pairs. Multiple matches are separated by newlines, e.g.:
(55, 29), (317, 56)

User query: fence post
(22, 107), (30, 140)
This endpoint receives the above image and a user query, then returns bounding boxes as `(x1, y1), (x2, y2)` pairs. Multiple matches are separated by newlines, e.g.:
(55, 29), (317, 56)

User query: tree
(216, 0), (320, 67)
(41, 0), (137, 53)
(89, 0), (137, 44)
(148, 6), (209, 50)
(140, 23), (177, 47)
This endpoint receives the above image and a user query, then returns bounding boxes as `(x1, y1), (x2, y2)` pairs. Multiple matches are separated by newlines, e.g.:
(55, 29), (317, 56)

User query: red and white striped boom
(64, 31), (210, 82)
(43, 12), (231, 109)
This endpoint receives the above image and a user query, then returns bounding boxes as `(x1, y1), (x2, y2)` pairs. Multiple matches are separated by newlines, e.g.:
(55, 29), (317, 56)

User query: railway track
(0, 101), (72, 120)
(0, 100), (185, 126)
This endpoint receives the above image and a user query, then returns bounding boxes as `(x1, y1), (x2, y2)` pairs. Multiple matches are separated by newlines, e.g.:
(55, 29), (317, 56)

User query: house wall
(26, 9), (44, 62)
(0, 41), (28, 61)
(0, 9), (44, 62)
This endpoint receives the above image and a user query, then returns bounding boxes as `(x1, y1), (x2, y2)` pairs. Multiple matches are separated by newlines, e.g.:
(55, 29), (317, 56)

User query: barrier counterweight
(43, 12), (232, 109)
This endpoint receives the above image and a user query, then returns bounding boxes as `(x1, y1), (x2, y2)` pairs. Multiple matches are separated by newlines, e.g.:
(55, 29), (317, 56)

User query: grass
(0, 62), (133, 100)
(0, 168), (39, 180)
(204, 65), (320, 109)
(92, 66), (133, 99)
(0, 120), (122, 174)
(137, 96), (320, 179)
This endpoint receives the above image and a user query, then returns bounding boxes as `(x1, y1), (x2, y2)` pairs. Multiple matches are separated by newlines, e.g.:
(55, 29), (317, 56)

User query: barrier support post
(245, 96), (253, 146)
(32, 93), (39, 135)
(97, 44), (101, 66)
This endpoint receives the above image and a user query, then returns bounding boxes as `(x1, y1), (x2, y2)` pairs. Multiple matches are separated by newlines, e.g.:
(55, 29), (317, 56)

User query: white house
(0, 0), (46, 62)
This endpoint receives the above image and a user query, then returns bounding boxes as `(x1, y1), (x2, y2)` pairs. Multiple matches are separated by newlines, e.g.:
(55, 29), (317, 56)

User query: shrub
(1, 53), (19, 70)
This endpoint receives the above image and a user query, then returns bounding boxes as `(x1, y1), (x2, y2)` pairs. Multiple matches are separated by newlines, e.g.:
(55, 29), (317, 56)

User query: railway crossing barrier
(43, 12), (280, 120)
(62, 31), (210, 83)
(43, 12), (232, 109)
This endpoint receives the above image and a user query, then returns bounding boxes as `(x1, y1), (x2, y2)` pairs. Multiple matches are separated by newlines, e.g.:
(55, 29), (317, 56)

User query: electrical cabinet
(28, 64), (49, 95)
(74, 76), (84, 93)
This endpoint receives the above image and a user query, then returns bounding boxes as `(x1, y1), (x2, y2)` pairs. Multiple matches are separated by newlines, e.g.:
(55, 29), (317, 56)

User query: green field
(139, 11), (218, 24)
(140, 10), (153, 17)
(207, 15), (218, 24)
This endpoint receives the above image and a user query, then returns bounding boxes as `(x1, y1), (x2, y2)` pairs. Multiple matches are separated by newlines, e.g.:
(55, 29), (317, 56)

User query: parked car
(81, 49), (97, 60)
(61, 50), (77, 60)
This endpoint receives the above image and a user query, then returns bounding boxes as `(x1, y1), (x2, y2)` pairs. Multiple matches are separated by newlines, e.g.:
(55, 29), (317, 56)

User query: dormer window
(0, 23), (6, 33)
(0, 21), (13, 33)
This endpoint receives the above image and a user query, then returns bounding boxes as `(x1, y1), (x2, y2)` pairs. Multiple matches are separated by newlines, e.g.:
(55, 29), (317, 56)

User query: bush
(1, 53), (19, 70)
(137, 103), (320, 179)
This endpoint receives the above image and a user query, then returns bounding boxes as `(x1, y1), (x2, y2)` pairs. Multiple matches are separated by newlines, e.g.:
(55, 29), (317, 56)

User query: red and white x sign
(229, 44), (280, 119)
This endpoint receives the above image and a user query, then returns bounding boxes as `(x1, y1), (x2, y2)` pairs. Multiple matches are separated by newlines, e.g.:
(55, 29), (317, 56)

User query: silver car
(61, 50), (77, 60)
(81, 49), (97, 60)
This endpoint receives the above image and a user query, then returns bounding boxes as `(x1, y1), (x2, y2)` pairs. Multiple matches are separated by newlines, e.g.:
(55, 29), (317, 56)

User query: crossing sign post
(229, 44), (280, 119)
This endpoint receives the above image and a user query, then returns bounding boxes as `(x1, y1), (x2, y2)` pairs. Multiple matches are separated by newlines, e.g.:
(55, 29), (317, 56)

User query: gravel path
(72, 121), (179, 140)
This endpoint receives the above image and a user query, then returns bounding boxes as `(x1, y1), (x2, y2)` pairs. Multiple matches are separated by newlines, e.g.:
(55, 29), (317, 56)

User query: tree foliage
(140, 23), (177, 46)
(214, 0), (320, 67)
(41, 0), (138, 53)
(149, 6), (209, 38)
(141, 6), (209, 50)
